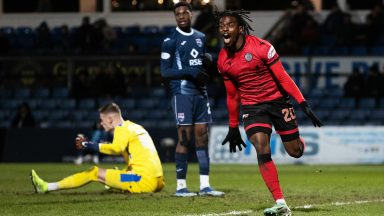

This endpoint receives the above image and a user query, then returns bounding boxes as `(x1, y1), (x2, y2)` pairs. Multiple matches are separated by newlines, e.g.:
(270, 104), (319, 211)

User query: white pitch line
(292, 199), (384, 209)
(184, 199), (384, 216)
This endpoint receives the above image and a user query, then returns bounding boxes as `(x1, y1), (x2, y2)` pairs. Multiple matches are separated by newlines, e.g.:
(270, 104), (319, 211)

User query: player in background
(215, 10), (323, 216)
(30, 103), (164, 194)
(160, 1), (224, 197)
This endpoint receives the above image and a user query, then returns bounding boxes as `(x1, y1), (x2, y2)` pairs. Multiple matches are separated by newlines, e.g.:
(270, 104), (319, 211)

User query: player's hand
(202, 53), (213, 70)
(299, 101), (323, 127)
(75, 134), (87, 150)
(195, 70), (210, 85)
(222, 127), (246, 153)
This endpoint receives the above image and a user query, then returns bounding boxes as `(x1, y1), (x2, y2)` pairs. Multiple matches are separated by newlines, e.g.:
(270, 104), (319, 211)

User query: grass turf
(0, 163), (383, 216)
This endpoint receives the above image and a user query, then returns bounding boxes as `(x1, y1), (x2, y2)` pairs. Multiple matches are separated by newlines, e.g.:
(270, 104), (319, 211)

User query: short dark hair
(99, 103), (121, 115)
(173, 1), (192, 13)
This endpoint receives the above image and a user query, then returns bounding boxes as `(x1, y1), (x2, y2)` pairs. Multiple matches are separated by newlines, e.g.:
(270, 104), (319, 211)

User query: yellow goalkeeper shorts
(105, 168), (164, 193)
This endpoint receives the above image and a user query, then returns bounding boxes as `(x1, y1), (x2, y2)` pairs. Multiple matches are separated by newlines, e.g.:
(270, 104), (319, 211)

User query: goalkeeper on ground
(30, 103), (165, 193)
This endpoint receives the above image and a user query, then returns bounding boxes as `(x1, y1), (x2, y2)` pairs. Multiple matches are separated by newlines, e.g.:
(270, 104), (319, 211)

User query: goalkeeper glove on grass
(222, 127), (246, 153)
(299, 101), (323, 127)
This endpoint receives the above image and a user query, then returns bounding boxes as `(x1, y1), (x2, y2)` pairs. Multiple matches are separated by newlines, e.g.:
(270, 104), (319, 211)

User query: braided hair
(214, 9), (254, 35)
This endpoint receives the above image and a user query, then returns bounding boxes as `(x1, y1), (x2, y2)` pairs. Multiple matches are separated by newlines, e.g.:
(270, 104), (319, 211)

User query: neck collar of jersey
(176, 27), (194, 36)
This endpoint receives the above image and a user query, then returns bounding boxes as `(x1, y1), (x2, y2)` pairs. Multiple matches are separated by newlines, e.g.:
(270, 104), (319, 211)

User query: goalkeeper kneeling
(30, 103), (165, 194)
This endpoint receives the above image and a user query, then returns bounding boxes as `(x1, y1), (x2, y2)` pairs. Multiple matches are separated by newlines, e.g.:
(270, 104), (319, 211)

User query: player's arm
(99, 128), (129, 155)
(269, 60), (305, 104)
(269, 60), (323, 127)
(221, 76), (246, 152)
(160, 38), (201, 80)
(223, 77), (240, 127)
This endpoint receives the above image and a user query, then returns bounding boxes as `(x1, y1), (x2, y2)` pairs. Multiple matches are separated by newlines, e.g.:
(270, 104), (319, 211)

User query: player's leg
(193, 95), (224, 196)
(272, 101), (305, 158)
(30, 166), (102, 193)
(104, 169), (164, 193)
(171, 95), (196, 196)
(243, 104), (291, 216)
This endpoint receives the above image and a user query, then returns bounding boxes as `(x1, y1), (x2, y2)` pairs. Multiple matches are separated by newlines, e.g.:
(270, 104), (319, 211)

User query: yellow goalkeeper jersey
(99, 120), (163, 178)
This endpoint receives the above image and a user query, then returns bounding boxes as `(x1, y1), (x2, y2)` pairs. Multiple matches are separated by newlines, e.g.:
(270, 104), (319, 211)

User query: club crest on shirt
(195, 38), (203, 47)
(177, 113), (185, 122)
(244, 53), (253, 62)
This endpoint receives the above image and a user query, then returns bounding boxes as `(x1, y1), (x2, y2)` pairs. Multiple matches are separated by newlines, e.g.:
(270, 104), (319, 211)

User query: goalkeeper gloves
(222, 127), (246, 153)
(75, 134), (99, 152)
(299, 101), (323, 127)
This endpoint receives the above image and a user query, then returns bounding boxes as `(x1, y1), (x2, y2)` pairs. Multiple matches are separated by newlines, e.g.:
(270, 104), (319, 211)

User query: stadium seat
(32, 88), (50, 98)
(329, 110), (350, 121)
(78, 98), (96, 109)
(312, 46), (330, 56)
(58, 99), (76, 110)
(0, 88), (12, 98)
(318, 98), (339, 109)
(52, 87), (69, 98)
(33, 110), (50, 121)
(331, 47), (349, 56)
(348, 109), (367, 122)
(358, 98), (376, 109)
(40, 99), (57, 109)
(339, 98), (356, 109)
(75, 120), (94, 128)
(48, 110), (69, 121)
(161, 25), (176, 35)
(125, 25), (141, 34)
(137, 98), (158, 109)
(371, 46), (384, 55)
(127, 110), (147, 121)
(1, 99), (22, 109)
(350, 46), (368, 56)
(15, 26), (36, 52)
(309, 88), (327, 98)
(13, 88), (31, 98)
(119, 99), (136, 110)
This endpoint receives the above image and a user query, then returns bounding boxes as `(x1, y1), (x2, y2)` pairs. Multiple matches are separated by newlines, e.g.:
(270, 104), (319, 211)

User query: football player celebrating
(215, 9), (323, 216)
(30, 103), (165, 194)
(160, 1), (224, 197)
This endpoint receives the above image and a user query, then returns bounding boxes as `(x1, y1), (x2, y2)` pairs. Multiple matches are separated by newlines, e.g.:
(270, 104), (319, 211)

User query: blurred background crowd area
(1, 0), (384, 129)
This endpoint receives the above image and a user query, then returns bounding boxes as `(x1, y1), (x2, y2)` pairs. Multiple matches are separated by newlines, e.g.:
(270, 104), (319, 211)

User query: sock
(258, 154), (284, 201)
(177, 179), (187, 191)
(57, 166), (98, 189)
(276, 199), (286, 205)
(196, 147), (210, 176)
(300, 137), (306, 152)
(175, 153), (188, 189)
(47, 183), (59, 191)
(199, 175), (210, 190)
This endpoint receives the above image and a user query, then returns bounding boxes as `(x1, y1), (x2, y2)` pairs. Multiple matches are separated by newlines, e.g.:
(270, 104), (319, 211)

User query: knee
(288, 149), (304, 158)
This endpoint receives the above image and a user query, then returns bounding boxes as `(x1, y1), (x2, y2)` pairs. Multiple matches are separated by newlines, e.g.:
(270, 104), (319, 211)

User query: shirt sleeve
(269, 60), (305, 103)
(160, 38), (200, 80)
(222, 75), (241, 127)
(99, 127), (130, 155)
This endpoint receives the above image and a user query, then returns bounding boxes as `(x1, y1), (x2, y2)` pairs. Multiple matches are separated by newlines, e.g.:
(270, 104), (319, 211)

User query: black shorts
(242, 98), (300, 142)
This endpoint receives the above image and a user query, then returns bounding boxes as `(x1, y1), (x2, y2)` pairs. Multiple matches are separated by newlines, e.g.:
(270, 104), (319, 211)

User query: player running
(160, 1), (224, 197)
(215, 9), (323, 216)
(30, 103), (164, 194)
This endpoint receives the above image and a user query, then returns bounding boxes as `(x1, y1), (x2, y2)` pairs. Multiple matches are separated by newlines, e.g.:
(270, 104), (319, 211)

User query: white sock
(276, 199), (286, 205)
(200, 175), (210, 190)
(176, 179), (187, 190)
(47, 183), (59, 191)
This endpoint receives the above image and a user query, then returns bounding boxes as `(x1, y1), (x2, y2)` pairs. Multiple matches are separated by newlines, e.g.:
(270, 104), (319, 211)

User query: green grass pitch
(0, 163), (383, 216)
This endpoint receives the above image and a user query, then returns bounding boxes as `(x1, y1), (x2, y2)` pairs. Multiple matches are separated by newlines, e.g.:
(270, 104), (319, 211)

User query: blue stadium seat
(33, 88), (50, 98)
(51, 120), (72, 128)
(309, 88), (327, 98)
(312, 46), (330, 56)
(339, 98), (356, 109)
(58, 99), (76, 110)
(348, 109), (367, 122)
(125, 25), (141, 34)
(369, 109), (384, 122)
(52, 87), (69, 98)
(358, 98), (376, 109)
(119, 99), (136, 110)
(147, 110), (168, 120)
(318, 98), (339, 109)
(78, 98), (96, 109)
(40, 99), (57, 109)
(48, 110), (69, 121)
(34, 110), (50, 121)
(331, 47), (349, 56)
(15, 26), (36, 52)
(13, 88), (31, 98)
(150, 87), (166, 97)
(1, 99), (22, 109)
(143, 25), (160, 34)
(71, 110), (88, 121)
(127, 110), (147, 121)
(350, 46), (367, 56)
(371, 46), (384, 55)
(75, 120), (94, 128)
(329, 110), (349, 121)
(137, 98), (158, 109)
(161, 25), (176, 35)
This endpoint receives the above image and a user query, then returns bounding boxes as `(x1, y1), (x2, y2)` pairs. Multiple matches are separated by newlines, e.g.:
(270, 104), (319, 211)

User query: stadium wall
(209, 126), (384, 165)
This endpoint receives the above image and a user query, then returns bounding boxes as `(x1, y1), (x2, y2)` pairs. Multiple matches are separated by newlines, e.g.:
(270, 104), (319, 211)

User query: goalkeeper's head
(98, 103), (124, 132)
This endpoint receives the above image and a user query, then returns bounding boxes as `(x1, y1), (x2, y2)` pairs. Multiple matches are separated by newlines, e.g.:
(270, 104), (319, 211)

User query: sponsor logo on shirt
(181, 41), (186, 45)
